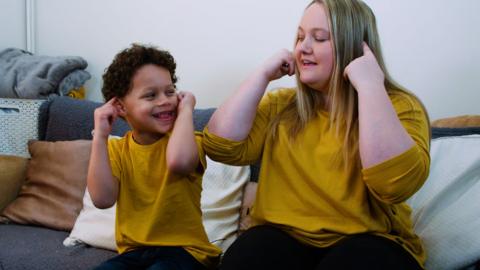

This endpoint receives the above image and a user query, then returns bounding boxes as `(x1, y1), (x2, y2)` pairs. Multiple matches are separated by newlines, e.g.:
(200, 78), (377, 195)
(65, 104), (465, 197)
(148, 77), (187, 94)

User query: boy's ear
(115, 99), (127, 117)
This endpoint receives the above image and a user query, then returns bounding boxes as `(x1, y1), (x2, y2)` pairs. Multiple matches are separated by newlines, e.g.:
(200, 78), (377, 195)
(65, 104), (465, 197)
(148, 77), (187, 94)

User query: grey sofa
(1, 96), (479, 270)
(0, 96), (259, 270)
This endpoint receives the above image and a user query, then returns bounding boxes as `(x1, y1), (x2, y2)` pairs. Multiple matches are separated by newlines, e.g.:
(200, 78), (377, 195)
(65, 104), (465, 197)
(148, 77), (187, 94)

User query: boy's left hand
(177, 91), (196, 113)
(344, 42), (385, 93)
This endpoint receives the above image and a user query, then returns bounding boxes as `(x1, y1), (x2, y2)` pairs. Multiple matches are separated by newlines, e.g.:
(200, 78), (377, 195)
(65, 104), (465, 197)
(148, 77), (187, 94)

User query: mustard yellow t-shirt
(108, 131), (221, 269)
(203, 88), (430, 268)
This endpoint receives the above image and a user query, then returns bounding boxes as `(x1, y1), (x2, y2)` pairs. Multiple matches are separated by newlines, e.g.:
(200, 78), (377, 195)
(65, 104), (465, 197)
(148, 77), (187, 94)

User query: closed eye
(165, 88), (176, 96)
(314, 37), (328, 42)
(142, 92), (156, 99)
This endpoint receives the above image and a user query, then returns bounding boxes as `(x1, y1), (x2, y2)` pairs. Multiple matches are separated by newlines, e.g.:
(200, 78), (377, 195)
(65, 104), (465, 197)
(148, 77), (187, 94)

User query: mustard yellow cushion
(0, 155), (28, 212)
(432, 115), (480, 128)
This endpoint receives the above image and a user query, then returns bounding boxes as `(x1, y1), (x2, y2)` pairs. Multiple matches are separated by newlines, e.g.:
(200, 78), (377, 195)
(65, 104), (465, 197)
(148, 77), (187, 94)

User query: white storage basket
(0, 98), (46, 157)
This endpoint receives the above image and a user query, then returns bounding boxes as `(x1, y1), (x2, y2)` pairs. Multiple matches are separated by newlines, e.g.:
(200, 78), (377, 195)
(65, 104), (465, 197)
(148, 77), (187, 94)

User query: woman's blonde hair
(269, 0), (427, 168)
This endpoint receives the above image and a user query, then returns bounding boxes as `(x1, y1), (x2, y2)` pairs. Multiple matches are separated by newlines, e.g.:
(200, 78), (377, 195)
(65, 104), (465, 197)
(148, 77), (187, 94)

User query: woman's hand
(344, 43), (385, 93)
(93, 97), (120, 140)
(260, 49), (296, 81)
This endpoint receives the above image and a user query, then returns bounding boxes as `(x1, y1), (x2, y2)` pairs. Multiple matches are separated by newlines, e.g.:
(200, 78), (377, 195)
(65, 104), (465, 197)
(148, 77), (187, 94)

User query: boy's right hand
(93, 98), (120, 140)
(260, 49), (296, 81)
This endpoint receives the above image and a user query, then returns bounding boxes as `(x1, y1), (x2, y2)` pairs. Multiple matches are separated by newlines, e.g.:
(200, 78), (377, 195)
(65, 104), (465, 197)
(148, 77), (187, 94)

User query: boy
(87, 44), (221, 270)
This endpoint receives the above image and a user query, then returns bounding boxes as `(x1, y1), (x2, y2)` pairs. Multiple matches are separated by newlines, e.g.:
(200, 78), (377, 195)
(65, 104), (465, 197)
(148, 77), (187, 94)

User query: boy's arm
(166, 91), (199, 175)
(87, 98), (119, 209)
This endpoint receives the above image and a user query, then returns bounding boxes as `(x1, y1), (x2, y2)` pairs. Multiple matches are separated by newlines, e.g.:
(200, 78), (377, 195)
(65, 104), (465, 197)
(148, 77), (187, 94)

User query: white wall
(33, 0), (301, 110)
(364, 0), (480, 120)
(0, 0), (26, 49)
(1, 0), (479, 120)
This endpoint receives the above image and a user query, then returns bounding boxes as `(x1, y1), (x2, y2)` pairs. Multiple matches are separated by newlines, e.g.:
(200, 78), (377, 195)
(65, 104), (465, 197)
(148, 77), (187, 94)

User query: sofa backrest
(38, 96), (216, 141)
(37, 96), (259, 181)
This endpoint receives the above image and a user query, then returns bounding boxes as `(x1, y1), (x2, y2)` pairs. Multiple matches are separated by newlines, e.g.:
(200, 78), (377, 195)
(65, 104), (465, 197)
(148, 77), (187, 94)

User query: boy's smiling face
(119, 64), (178, 145)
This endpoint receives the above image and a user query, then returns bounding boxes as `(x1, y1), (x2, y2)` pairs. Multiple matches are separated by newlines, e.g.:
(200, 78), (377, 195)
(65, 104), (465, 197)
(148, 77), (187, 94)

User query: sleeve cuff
(362, 145), (427, 202)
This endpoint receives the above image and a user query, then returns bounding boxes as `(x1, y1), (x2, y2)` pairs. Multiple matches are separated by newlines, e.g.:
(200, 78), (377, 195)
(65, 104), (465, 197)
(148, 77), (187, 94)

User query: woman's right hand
(260, 49), (296, 81)
(93, 97), (120, 140)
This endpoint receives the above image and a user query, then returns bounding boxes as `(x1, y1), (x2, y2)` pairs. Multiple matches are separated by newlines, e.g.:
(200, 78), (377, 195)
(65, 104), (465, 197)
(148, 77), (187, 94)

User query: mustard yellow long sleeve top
(203, 88), (430, 267)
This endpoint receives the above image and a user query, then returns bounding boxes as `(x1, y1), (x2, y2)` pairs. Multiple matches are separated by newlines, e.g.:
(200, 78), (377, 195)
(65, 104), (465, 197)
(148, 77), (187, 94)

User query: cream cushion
(63, 189), (116, 251)
(408, 135), (480, 270)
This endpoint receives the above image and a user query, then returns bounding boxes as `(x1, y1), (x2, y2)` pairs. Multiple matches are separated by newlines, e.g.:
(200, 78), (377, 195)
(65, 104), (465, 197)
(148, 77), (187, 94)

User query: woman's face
(294, 2), (334, 92)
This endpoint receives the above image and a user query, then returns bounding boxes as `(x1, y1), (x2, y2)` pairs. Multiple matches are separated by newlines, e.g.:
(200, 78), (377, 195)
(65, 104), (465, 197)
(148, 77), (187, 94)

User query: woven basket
(0, 98), (46, 157)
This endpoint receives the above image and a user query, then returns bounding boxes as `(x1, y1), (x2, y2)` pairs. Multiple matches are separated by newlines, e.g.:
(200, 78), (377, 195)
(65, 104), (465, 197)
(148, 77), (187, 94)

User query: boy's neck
(131, 131), (167, 145)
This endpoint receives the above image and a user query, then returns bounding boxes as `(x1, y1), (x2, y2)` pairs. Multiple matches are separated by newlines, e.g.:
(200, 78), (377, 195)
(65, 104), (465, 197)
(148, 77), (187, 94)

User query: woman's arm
(207, 49), (295, 141)
(166, 91), (199, 175)
(87, 98), (119, 209)
(344, 43), (415, 168)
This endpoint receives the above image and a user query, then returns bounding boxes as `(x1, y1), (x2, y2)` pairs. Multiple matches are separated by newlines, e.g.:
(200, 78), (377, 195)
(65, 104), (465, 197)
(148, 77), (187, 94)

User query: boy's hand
(177, 91), (196, 113)
(93, 98), (120, 140)
(260, 49), (296, 81)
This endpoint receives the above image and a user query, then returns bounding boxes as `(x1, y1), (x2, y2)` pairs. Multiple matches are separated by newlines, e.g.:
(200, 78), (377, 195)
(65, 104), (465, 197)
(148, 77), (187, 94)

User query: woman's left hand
(343, 42), (385, 93)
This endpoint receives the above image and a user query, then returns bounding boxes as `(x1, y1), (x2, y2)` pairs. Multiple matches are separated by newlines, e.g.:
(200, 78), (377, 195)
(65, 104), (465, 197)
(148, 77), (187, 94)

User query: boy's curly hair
(102, 44), (178, 101)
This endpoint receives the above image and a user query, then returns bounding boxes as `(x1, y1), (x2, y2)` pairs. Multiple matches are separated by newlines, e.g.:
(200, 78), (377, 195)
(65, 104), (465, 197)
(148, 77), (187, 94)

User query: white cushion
(201, 156), (250, 251)
(64, 156), (250, 252)
(407, 134), (480, 270)
(63, 189), (116, 250)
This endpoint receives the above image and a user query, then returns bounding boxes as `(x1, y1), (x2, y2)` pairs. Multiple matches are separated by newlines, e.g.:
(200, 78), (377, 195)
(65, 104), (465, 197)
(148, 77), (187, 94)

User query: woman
(204, 0), (430, 269)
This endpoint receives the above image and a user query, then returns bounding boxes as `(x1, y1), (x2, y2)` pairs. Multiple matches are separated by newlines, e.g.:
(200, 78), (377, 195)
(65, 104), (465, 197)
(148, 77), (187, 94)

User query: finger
(288, 59), (295, 76)
(287, 53), (295, 75)
(176, 91), (183, 100)
(106, 97), (117, 105)
(362, 42), (372, 56)
(290, 63), (296, 76)
(343, 65), (350, 80)
(110, 105), (119, 117)
(108, 115), (117, 126)
(281, 62), (290, 74)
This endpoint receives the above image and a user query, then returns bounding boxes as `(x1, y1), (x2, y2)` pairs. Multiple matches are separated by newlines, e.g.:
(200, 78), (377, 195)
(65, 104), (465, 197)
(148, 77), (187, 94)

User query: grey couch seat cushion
(0, 224), (115, 270)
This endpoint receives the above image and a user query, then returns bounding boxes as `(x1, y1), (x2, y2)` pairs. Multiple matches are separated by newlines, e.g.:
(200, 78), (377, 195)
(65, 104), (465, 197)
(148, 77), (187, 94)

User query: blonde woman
(204, 0), (430, 269)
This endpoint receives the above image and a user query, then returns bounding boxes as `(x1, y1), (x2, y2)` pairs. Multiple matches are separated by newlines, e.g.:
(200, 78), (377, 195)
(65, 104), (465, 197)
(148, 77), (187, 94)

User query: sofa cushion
(431, 115), (480, 139)
(407, 134), (480, 270)
(201, 156), (250, 251)
(0, 224), (115, 270)
(63, 188), (117, 251)
(0, 140), (91, 231)
(431, 115), (480, 128)
(0, 155), (28, 212)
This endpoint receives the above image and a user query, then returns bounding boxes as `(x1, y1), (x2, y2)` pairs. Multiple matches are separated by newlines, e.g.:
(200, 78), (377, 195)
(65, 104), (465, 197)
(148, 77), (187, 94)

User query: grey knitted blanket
(0, 48), (91, 99)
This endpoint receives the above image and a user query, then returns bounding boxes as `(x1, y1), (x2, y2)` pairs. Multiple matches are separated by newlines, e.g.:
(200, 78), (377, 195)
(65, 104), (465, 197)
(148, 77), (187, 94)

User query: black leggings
(220, 225), (422, 270)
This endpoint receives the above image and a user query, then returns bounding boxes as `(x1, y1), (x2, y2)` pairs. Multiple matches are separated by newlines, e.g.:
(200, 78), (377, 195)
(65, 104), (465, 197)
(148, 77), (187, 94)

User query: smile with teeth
(302, 59), (317, 66)
(152, 111), (176, 122)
